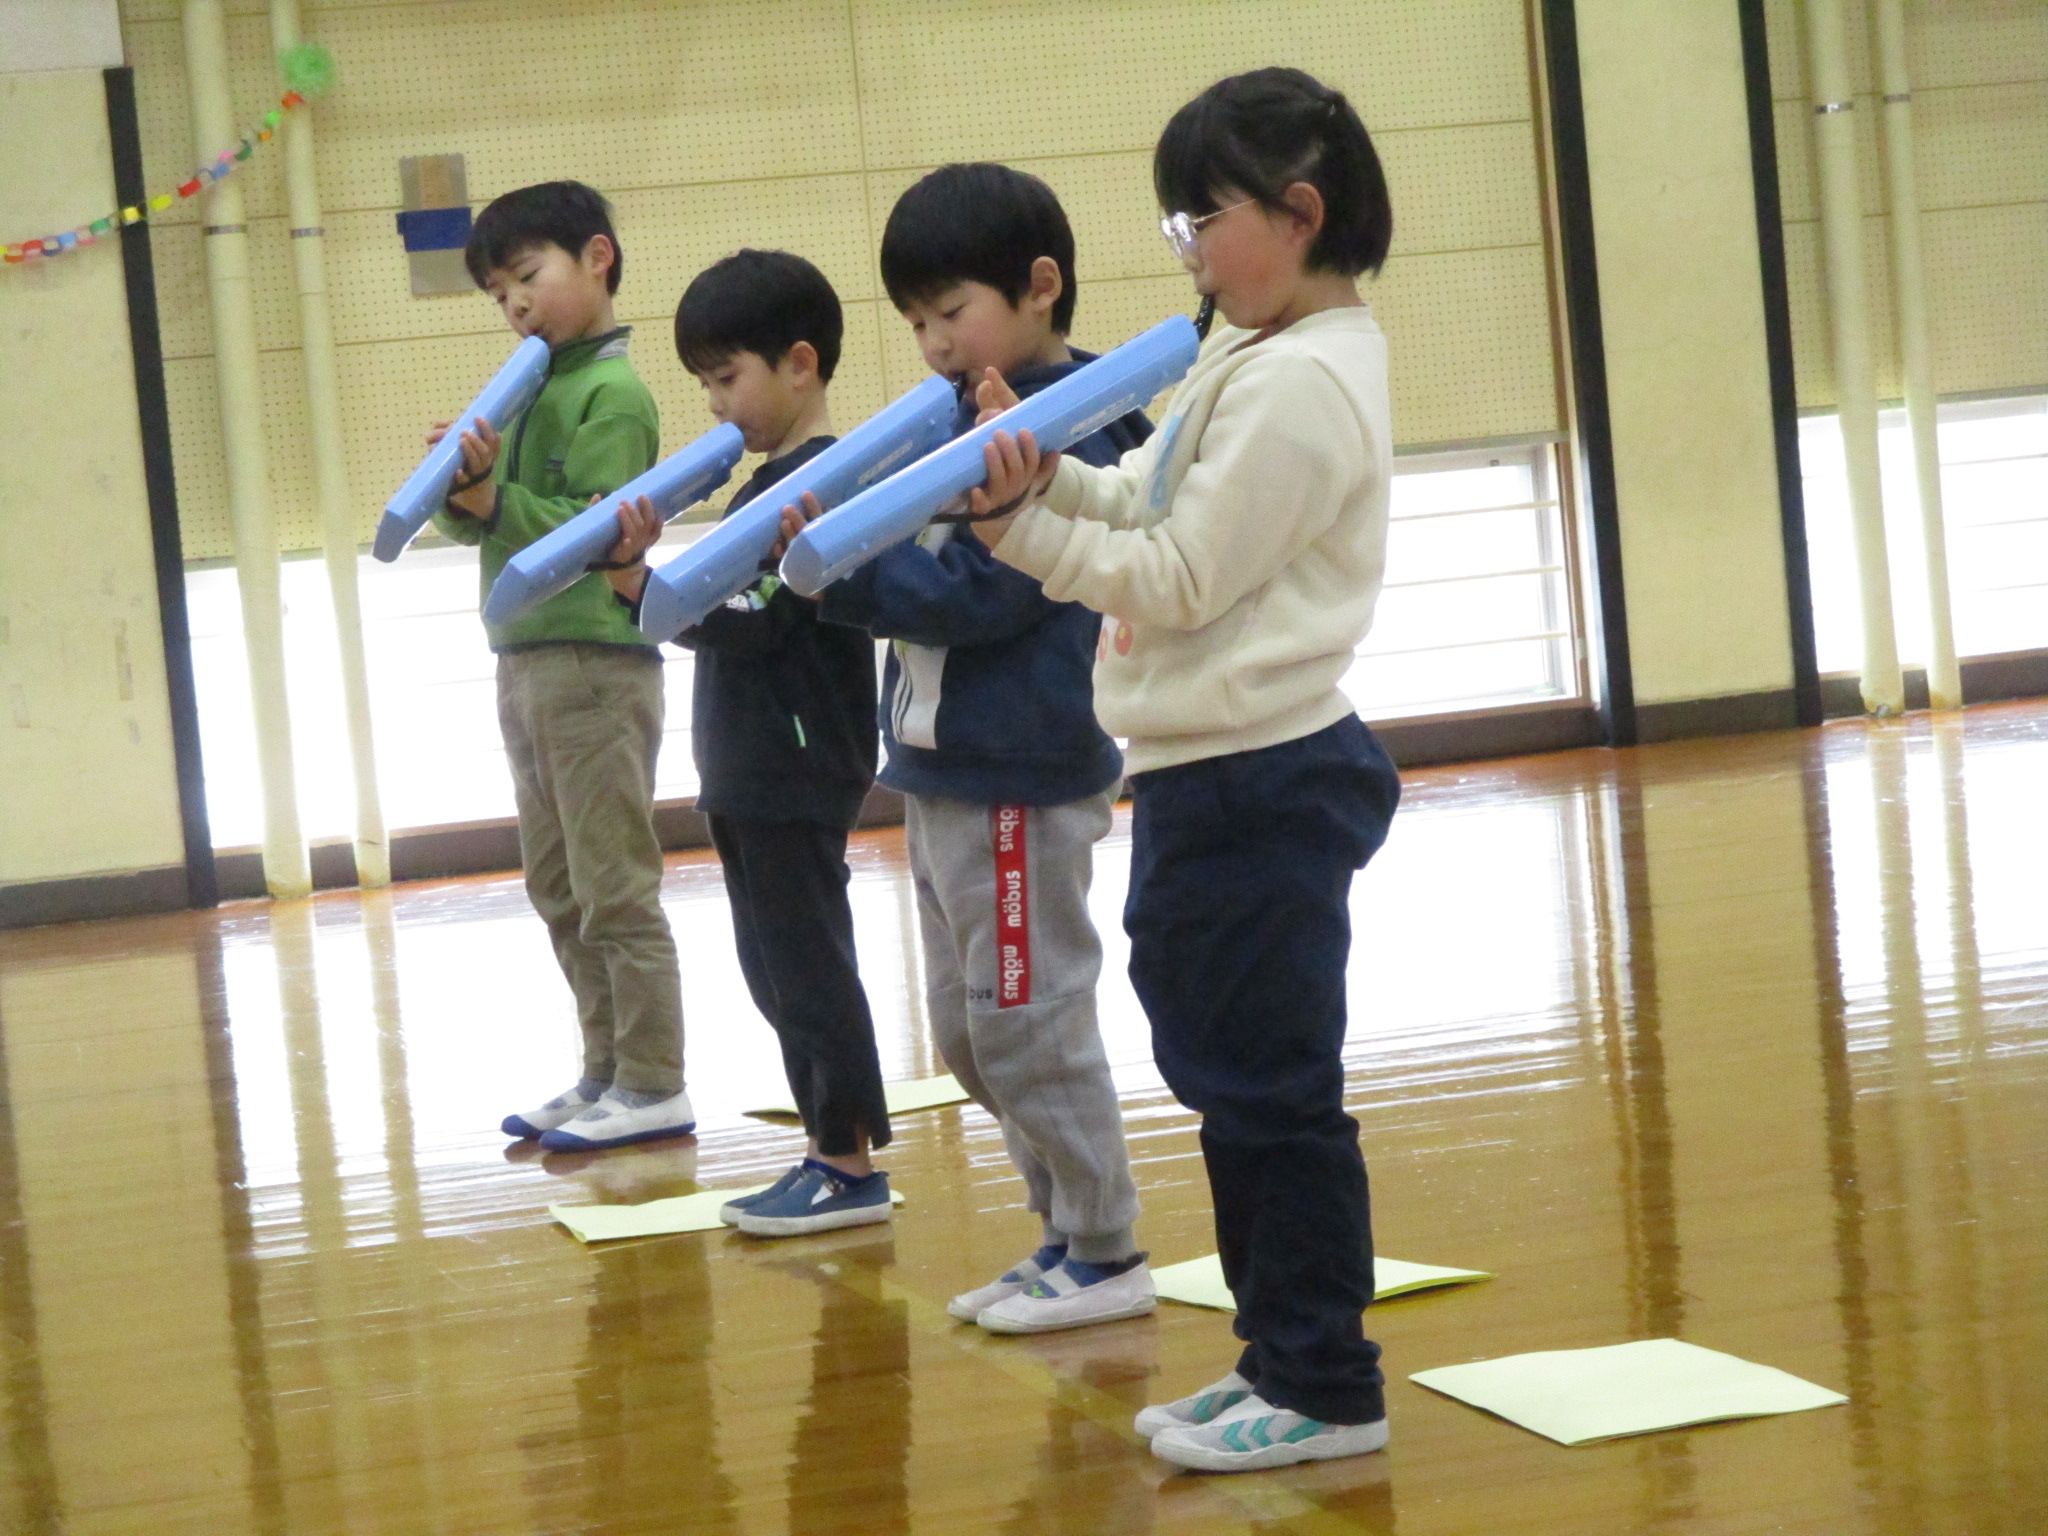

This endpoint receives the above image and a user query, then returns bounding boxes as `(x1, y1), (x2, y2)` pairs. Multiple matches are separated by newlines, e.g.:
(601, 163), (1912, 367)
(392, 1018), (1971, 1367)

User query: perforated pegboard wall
(1767, 0), (2048, 410)
(119, 0), (1560, 558)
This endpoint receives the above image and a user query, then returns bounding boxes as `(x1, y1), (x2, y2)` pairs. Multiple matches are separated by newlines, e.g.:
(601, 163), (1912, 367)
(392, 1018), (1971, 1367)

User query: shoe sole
(976, 1294), (1157, 1335)
(1152, 1420), (1389, 1473)
(735, 1202), (894, 1238)
(501, 1116), (545, 1139)
(537, 1120), (698, 1153)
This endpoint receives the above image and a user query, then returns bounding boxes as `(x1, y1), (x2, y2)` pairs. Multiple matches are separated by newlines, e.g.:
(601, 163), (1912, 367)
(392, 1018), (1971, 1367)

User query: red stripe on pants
(993, 804), (1031, 1007)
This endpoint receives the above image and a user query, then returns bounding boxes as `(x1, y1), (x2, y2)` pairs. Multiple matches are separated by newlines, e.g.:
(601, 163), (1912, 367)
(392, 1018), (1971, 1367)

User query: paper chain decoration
(3, 87), (309, 264)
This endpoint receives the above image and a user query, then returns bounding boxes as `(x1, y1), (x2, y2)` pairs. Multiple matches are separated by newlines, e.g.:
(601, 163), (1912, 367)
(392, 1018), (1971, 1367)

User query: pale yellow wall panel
(0, 68), (186, 885)
(123, 0), (1555, 552)
(1578, 0), (1793, 704)
(1370, 246), (1559, 447)
(1767, 0), (2046, 408)
(163, 355), (233, 560)
(1922, 203), (2048, 394)
(298, 0), (863, 211)
(850, 0), (1531, 167)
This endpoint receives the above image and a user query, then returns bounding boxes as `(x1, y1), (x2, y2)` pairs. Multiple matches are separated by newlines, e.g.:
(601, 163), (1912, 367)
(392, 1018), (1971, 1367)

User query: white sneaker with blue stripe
(974, 1255), (1155, 1334)
(1133, 1371), (1256, 1438)
(734, 1162), (893, 1237)
(1149, 1394), (1389, 1473)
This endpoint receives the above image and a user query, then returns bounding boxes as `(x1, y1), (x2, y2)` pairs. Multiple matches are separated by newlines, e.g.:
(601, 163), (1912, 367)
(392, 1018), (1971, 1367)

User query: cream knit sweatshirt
(992, 305), (1391, 775)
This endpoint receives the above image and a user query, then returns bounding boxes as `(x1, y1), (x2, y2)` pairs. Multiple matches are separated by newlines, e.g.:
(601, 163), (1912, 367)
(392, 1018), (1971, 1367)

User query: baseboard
(1821, 648), (2048, 719)
(0, 865), (191, 931)
(1373, 701), (1605, 767)
(1636, 689), (1801, 744)
(209, 783), (913, 900)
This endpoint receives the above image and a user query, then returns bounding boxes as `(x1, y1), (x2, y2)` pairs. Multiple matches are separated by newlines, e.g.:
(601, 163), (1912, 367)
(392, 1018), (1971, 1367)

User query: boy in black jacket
(604, 250), (892, 1236)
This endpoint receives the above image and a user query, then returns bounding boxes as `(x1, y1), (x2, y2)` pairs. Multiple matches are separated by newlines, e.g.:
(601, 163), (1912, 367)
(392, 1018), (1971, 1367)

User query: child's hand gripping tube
(373, 334), (552, 562)
(778, 315), (1200, 596)
(636, 375), (958, 639)
(481, 422), (747, 626)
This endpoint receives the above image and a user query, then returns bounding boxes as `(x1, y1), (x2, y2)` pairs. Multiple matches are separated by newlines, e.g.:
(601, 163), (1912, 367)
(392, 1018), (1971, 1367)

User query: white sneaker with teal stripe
(1149, 1394), (1389, 1473)
(1133, 1371), (1256, 1438)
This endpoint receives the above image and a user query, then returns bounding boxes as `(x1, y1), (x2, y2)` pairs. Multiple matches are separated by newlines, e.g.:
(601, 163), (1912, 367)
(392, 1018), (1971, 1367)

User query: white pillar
(1802, 0), (1905, 715)
(183, 0), (310, 895)
(1873, 0), (1963, 711)
(270, 0), (391, 885)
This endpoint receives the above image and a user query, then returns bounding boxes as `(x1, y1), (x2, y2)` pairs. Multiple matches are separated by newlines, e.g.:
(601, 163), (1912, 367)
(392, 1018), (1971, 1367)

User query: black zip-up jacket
(651, 437), (879, 828)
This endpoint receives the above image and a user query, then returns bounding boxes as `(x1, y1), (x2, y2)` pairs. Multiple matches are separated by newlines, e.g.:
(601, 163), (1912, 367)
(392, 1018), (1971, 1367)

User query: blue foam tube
(482, 422), (746, 626)
(635, 375), (959, 638)
(373, 334), (552, 562)
(778, 315), (1199, 595)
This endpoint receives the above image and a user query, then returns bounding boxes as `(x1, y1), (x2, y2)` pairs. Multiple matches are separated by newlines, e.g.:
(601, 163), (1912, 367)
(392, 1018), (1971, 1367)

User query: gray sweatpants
(906, 789), (1140, 1260)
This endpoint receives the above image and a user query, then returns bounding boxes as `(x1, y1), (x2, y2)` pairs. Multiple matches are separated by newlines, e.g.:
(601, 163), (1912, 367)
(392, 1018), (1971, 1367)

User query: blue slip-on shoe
(733, 1162), (893, 1237)
(538, 1089), (697, 1152)
(719, 1163), (808, 1225)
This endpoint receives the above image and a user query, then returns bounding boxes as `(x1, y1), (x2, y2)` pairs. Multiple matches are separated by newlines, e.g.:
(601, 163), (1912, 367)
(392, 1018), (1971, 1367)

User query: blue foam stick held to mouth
(778, 315), (1199, 596)
(373, 334), (551, 562)
(636, 374), (958, 639)
(482, 421), (746, 626)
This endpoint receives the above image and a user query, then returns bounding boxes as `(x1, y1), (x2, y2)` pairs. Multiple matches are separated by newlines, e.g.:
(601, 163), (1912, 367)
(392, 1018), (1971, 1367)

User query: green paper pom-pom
(280, 41), (338, 98)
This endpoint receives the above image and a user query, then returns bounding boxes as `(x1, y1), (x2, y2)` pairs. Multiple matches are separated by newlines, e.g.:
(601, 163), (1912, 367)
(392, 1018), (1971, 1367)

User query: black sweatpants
(1124, 714), (1401, 1425)
(708, 814), (891, 1155)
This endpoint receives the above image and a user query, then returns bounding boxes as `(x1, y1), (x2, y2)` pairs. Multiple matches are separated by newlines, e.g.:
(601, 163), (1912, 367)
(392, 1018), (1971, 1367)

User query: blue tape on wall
(396, 205), (472, 252)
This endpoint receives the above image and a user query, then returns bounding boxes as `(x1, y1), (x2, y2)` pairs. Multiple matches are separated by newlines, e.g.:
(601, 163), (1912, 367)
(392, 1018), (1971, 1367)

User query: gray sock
(574, 1076), (611, 1103)
(1068, 1226), (1139, 1265)
(1042, 1219), (1070, 1250)
(609, 1086), (674, 1109)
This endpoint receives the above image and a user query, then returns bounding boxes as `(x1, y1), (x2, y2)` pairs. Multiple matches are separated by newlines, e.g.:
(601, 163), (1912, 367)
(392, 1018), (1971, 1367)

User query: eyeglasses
(1159, 199), (1255, 261)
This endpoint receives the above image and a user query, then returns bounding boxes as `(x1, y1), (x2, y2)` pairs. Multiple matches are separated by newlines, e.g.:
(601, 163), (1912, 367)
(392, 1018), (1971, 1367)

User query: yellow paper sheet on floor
(550, 1184), (904, 1243)
(744, 1073), (971, 1120)
(1151, 1253), (1490, 1311)
(1410, 1338), (1848, 1445)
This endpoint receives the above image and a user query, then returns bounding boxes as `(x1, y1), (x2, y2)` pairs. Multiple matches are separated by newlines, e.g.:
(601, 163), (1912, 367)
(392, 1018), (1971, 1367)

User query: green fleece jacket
(434, 327), (660, 651)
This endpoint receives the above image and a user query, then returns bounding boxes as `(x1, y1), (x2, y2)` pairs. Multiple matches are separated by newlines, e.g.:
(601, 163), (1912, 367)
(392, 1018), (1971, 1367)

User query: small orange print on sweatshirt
(1113, 622), (1134, 657)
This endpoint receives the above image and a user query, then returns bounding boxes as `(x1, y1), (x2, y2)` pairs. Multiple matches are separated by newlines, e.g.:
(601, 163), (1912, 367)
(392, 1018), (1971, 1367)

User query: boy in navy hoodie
(603, 251), (892, 1235)
(815, 164), (1154, 1332)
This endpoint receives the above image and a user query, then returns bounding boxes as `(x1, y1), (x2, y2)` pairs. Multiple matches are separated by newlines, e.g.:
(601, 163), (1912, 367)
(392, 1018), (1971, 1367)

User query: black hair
(465, 180), (623, 294)
(879, 163), (1078, 333)
(1154, 68), (1393, 277)
(674, 249), (844, 383)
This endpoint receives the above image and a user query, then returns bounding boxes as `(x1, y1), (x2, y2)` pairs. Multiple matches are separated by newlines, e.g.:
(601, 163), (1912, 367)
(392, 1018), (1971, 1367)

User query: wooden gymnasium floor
(1, 702), (2044, 1536)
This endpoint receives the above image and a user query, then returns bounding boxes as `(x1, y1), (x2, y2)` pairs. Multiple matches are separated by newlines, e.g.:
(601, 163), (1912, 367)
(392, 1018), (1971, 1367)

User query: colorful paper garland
(4, 88), (307, 265)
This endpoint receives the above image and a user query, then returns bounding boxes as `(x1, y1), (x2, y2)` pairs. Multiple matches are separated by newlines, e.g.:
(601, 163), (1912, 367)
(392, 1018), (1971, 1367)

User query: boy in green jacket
(433, 180), (693, 1151)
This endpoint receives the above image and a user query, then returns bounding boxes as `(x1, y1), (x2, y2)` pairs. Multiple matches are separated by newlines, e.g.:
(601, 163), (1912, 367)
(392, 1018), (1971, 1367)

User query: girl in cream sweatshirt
(966, 67), (1403, 1475)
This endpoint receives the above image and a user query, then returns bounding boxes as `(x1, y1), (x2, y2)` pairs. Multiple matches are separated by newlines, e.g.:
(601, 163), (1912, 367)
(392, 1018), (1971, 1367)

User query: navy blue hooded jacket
(818, 352), (1150, 806)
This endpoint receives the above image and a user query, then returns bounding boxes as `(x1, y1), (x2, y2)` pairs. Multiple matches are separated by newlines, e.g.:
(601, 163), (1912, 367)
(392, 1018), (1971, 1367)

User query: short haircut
(1154, 68), (1393, 277)
(879, 163), (1078, 333)
(674, 249), (844, 383)
(465, 180), (623, 294)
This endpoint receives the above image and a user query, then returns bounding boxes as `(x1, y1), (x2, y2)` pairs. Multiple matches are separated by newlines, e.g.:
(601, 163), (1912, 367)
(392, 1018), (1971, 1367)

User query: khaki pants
(497, 645), (682, 1094)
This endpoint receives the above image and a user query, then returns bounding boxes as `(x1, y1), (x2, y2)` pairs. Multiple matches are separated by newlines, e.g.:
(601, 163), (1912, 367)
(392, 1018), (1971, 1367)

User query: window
(1345, 442), (1581, 719)
(1799, 394), (2048, 675)
(186, 442), (1590, 850)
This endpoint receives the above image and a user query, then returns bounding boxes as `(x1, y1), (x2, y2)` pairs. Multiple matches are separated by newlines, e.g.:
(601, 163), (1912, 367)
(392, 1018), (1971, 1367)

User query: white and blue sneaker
(734, 1161), (893, 1237)
(1149, 1394), (1389, 1473)
(719, 1164), (809, 1225)
(1133, 1371), (1257, 1438)
(502, 1080), (606, 1140)
(538, 1088), (696, 1152)
(975, 1254), (1155, 1334)
(947, 1244), (1066, 1322)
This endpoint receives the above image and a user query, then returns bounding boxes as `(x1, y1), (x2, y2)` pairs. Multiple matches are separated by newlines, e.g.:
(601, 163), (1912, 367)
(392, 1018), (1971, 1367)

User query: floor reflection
(0, 704), (2043, 1532)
